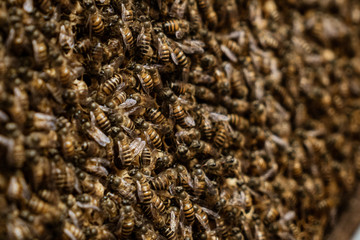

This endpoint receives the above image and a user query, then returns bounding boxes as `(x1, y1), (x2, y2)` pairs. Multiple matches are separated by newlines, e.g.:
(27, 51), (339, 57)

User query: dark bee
(115, 132), (133, 168)
(97, 73), (124, 104)
(163, 19), (189, 39)
(132, 171), (153, 204)
(134, 64), (154, 93)
(213, 122), (228, 149)
(146, 107), (167, 125)
(175, 186), (195, 226)
(170, 42), (190, 81)
(142, 122), (163, 149)
(62, 220), (86, 240)
(89, 102), (111, 134)
(169, 96), (194, 128)
(100, 196), (118, 222)
(151, 168), (177, 190)
(74, 38), (92, 54)
(197, 0), (218, 28)
(138, 21), (153, 58)
(117, 201), (135, 238)
(88, 5), (104, 36)
(119, 20), (135, 52)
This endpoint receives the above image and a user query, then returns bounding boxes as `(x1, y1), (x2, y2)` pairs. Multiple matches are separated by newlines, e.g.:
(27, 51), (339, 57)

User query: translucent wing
(221, 44), (238, 62)
(209, 112), (229, 122)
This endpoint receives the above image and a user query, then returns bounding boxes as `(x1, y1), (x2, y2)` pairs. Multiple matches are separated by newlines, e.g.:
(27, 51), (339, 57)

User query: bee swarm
(0, 0), (360, 239)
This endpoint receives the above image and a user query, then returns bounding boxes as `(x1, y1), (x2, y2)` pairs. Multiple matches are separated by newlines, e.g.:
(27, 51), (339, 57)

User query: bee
(222, 96), (249, 115)
(197, 0), (217, 28)
(89, 103), (111, 134)
(119, 20), (135, 52)
(115, 132), (133, 168)
(142, 122), (163, 149)
(74, 38), (92, 54)
(32, 31), (48, 66)
(151, 168), (177, 190)
(108, 174), (136, 201)
(201, 30), (222, 60)
(171, 82), (196, 96)
(258, 30), (279, 49)
(254, 220), (266, 240)
(27, 194), (62, 221)
(6, 212), (33, 240)
(195, 86), (216, 104)
(72, 79), (89, 105)
(107, 90), (127, 107)
(61, 132), (76, 160)
(192, 164), (216, 197)
(121, 2), (134, 26)
(193, 204), (211, 232)
(156, 32), (171, 62)
(263, 0), (280, 21)
(134, 64), (154, 94)
(87, 4), (104, 36)
(138, 21), (153, 58)
(63, 220), (85, 240)
(52, 160), (78, 193)
(228, 114), (249, 131)
(146, 107), (167, 125)
(264, 205), (280, 225)
(188, 0), (203, 32)
(189, 139), (218, 158)
(169, 96), (195, 128)
(132, 171), (153, 204)
(170, 43), (190, 81)
(201, 53), (218, 72)
(100, 196), (119, 222)
(152, 191), (166, 214)
(148, 66), (163, 90)
(175, 186), (195, 226)
(213, 122), (229, 149)
(7, 170), (31, 203)
(163, 19), (189, 39)
(221, 39), (242, 62)
(141, 146), (153, 167)
(177, 165), (194, 193)
(97, 73), (125, 104)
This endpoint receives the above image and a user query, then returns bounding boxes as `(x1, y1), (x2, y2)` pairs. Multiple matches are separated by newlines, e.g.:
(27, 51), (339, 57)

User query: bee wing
(170, 209), (178, 232)
(170, 0), (187, 18)
(5, 28), (15, 50)
(134, 140), (146, 157)
(63, 227), (78, 240)
(119, 98), (137, 108)
(209, 112), (229, 122)
(120, 27), (130, 51)
(68, 210), (79, 228)
(0, 110), (9, 122)
(204, 175), (217, 195)
(176, 40), (204, 54)
(175, 30), (185, 39)
(137, 26), (145, 46)
(136, 73), (150, 95)
(23, 0), (34, 13)
(223, 62), (233, 79)
(136, 180), (144, 203)
(221, 44), (238, 63)
(200, 206), (219, 219)
(86, 126), (110, 147)
(195, 212), (210, 232)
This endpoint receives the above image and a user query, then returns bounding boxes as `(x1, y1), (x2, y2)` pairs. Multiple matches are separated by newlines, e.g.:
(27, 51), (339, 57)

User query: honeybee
(201, 30), (222, 60)
(137, 21), (153, 58)
(220, 39), (242, 63)
(174, 186), (195, 226)
(89, 103), (111, 134)
(6, 170), (31, 203)
(134, 64), (154, 94)
(163, 19), (189, 39)
(31, 30), (48, 66)
(169, 42), (190, 81)
(169, 95), (195, 128)
(189, 139), (218, 158)
(132, 171), (153, 204)
(177, 165), (194, 192)
(151, 168), (177, 190)
(119, 20), (135, 52)
(156, 32), (171, 63)
(97, 73), (125, 104)
(62, 220), (85, 240)
(100, 195), (119, 222)
(83, 117), (111, 148)
(197, 0), (218, 28)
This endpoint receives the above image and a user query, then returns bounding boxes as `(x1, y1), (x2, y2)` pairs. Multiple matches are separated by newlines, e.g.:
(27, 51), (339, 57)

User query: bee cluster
(0, 0), (360, 239)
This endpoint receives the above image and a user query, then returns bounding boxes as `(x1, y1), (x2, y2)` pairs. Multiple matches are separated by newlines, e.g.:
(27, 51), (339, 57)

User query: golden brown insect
(146, 107), (167, 125)
(61, 133), (76, 160)
(170, 43), (190, 81)
(97, 73), (125, 104)
(188, 0), (203, 32)
(151, 168), (177, 190)
(63, 220), (85, 240)
(177, 165), (193, 193)
(143, 122), (163, 149)
(138, 21), (153, 58)
(100, 195), (119, 222)
(88, 5), (104, 36)
(213, 122), (228, 149)
(156, 32), (171, 62)
(119, 20), (135, 52)
(89, 102), (111, 134)
(152, 191), (166, 214)
(134, 64), (154, 93)
(169, 96), (194, 128)
(132, 171), (153, 204)
(163, 19), (189, 39)
(74, 38), (92, 54)
(114, 132), (133, 168)
(52, 160), (77, 193)
(197, 0), (217, 28)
